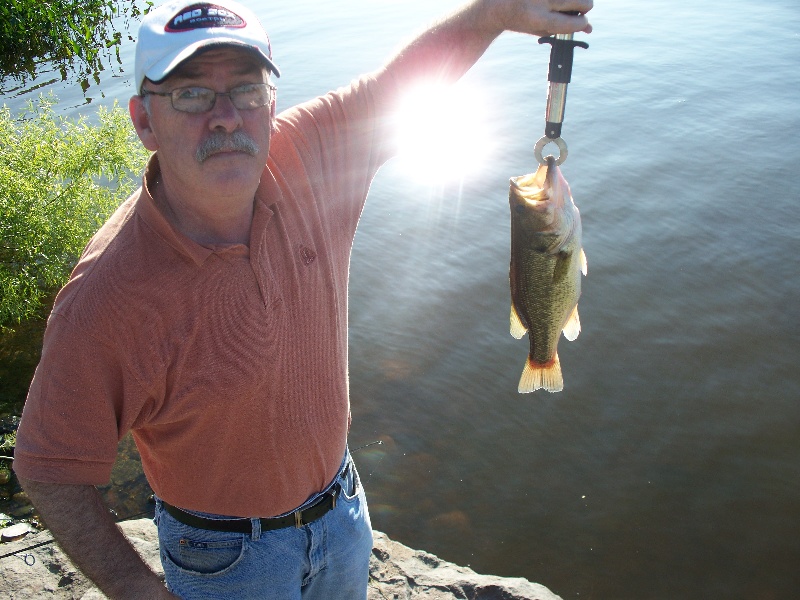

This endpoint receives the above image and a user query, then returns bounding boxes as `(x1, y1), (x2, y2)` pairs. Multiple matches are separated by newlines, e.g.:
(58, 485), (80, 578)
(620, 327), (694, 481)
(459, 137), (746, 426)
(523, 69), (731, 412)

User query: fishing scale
(534, 12), (588, 166)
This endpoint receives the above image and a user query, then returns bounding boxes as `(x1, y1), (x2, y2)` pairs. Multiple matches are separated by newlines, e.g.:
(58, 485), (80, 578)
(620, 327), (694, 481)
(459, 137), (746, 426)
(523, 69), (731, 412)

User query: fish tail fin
(518, 354), (563, 393)
(580, 248), (588, 276)
(510, 303), (527, 339)
(562, 304), (581, 342)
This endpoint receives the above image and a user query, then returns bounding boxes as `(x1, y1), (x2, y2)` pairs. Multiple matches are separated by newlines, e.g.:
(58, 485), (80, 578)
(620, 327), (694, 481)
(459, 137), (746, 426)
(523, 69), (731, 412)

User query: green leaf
(0, 95), (149, 329)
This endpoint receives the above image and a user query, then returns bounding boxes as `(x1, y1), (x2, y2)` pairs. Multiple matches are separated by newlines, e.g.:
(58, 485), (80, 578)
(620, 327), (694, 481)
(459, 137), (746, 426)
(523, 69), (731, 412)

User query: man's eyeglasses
(141, 83), (276, 114)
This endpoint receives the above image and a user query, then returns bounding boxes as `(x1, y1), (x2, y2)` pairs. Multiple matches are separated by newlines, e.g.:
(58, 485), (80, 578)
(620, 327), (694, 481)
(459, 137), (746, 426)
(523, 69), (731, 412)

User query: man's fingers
(536, 0), (592, 35)
(549, 0), (593, 33)
(551, 0), (593, 15)
(507, 0), (594, 37)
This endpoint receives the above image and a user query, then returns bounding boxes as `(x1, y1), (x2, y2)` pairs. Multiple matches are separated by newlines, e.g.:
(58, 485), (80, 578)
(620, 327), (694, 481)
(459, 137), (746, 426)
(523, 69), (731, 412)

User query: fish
(509, 156), (587, 393)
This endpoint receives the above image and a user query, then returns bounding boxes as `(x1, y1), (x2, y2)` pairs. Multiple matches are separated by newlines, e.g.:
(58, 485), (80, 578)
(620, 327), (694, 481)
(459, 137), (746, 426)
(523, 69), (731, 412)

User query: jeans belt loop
(250, 515), (262, 540)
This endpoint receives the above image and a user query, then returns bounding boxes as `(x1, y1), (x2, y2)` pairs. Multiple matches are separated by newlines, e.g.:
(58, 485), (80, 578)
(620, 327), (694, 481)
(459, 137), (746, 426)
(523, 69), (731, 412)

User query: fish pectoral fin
(580, 248), (588, 276)
(562, 304), (581, 341)
(510, 303), (527, 339)
(518, 354), (563, 393)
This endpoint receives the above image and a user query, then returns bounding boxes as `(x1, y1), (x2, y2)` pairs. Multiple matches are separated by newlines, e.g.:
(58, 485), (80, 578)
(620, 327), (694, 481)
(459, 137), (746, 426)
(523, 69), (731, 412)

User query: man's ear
(129, 95), (160, 152)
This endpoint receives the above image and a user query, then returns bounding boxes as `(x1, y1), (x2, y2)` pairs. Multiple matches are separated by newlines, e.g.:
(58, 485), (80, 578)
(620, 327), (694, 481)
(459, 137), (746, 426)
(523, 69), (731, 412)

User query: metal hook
(534, 136), (568, 166)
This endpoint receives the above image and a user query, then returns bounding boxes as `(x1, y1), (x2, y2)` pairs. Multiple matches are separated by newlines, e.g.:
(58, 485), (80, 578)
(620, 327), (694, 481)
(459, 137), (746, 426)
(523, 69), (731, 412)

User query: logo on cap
(166, 3), (246, 32)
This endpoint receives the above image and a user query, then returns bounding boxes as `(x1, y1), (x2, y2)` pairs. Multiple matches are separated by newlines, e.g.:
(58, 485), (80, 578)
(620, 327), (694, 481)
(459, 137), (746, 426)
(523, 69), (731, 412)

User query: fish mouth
(510, 157), (560, 204)
(510, 174), (549, 203)
(509, 177), (526, 192)
(512, 160), (550, 189)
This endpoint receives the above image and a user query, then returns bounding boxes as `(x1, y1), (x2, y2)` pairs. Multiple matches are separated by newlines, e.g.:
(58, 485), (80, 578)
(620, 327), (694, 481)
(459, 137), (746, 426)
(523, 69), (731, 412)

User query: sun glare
(392, 80), (494, 184)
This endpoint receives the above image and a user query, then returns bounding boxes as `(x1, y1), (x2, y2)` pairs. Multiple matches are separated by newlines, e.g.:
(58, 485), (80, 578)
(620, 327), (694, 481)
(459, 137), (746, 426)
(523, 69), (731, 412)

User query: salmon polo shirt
(14, 71), (398, 517)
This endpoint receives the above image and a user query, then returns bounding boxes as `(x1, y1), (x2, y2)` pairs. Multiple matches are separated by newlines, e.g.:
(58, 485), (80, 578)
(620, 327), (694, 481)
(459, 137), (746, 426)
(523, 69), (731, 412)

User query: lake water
(3, 1), (799, 598)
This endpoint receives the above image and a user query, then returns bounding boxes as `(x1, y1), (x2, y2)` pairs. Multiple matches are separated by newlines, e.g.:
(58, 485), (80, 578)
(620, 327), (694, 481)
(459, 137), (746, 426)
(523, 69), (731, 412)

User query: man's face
(132, 47), (273, 201)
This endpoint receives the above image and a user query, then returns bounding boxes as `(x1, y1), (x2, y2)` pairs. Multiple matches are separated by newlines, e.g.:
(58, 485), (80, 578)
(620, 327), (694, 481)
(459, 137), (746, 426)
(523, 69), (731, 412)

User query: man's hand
(18, 477), (178, 599)
(484, 0), (593, 37)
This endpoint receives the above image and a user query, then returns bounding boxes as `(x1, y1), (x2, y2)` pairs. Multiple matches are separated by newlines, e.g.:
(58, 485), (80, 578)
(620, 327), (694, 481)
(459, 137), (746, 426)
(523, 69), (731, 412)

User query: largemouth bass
(509, 156), (586, 393)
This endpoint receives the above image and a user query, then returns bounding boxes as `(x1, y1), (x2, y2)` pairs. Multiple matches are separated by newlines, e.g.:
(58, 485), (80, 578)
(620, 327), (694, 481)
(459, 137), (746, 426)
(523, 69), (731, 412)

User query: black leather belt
(161, 464), (350, 534)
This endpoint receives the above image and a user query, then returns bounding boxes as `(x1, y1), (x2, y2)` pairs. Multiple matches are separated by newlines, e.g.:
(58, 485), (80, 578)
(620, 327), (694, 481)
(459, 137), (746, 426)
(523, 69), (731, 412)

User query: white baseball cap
(134, 0), (280, 93)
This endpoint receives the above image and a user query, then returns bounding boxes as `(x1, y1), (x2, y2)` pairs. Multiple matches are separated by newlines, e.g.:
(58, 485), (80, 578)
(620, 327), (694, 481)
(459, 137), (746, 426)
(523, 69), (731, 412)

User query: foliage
(0, 94), (149, 329)
(0, 317), (46, 413)
(0, 430), (15, 454)
(0, 0), (152, 93)
(0, 431), (14, 485)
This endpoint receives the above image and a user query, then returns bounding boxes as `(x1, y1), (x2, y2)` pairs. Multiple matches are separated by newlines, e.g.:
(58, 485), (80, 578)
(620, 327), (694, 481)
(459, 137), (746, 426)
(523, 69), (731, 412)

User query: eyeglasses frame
(140, 82), (277, 114)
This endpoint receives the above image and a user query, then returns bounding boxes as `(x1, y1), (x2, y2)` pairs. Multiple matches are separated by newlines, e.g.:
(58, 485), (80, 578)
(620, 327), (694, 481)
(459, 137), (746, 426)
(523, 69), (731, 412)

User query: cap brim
(146, 38), (281, 85)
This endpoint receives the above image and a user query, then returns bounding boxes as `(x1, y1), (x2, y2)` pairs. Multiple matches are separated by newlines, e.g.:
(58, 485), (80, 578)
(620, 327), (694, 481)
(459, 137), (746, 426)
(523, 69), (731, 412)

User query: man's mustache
(196, 131), (260, 163)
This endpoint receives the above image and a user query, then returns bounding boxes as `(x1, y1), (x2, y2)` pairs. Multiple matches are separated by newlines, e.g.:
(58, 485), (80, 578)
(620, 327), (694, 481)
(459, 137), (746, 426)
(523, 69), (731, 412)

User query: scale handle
(537, 14), (588, 140)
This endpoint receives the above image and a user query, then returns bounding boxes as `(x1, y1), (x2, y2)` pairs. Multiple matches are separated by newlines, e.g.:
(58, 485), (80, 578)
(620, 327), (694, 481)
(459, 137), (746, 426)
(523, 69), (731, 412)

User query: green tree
(0, 0), (152, 93)
(0, 95), (149, 329)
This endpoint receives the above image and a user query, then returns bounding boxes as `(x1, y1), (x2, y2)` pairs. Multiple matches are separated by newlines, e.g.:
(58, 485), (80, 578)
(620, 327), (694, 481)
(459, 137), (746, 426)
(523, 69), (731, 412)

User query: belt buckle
(293, 488), (338, 529)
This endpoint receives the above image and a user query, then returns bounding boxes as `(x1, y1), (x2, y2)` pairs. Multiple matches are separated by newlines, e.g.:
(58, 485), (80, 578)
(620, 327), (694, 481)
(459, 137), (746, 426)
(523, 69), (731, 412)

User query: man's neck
(150, 167), (256, 247)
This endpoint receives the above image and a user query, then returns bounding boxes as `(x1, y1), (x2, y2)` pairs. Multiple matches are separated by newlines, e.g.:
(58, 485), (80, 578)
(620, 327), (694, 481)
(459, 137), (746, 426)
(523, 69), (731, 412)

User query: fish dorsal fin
(562, 304), (581, 342)
(510, 303), (527, 339)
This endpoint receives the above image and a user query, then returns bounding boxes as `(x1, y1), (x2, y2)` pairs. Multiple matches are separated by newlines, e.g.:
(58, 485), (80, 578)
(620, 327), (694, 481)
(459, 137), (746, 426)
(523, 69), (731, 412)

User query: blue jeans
(154, 453), (372, 599)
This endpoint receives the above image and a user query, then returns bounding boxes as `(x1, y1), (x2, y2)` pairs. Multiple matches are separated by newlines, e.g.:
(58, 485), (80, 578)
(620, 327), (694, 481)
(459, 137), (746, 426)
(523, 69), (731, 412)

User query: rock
(1, 523), (33, 542)
(11, 491), (29, 504)
(368, 530), (562, 600)
(8, 504), (34, 518)
(0, 520), (562, 600)
(0, 529), (94, 599)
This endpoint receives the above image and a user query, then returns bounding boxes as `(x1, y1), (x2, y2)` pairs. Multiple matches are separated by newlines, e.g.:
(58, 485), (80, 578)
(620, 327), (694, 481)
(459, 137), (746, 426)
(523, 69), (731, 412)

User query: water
(2, 1), (799, 598)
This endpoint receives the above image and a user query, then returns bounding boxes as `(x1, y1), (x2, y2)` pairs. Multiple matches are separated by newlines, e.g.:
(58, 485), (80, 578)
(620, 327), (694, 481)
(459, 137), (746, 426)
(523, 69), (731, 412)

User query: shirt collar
(135, 154), (282, 266)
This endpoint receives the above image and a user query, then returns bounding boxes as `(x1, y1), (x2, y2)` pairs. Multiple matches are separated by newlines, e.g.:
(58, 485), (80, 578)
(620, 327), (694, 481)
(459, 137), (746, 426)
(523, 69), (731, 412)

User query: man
(13, 0), (592, 597)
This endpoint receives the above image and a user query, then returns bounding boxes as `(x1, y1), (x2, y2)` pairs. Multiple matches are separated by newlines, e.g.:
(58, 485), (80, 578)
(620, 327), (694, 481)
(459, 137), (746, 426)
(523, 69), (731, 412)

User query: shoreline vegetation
(0, 0), (152, 95)
(0, 1), (160, 557)
(0, 0), (158, 541)
(0, 96), (149, 332)
(0, 97), (149, 536)
(0, 0), (151, 419)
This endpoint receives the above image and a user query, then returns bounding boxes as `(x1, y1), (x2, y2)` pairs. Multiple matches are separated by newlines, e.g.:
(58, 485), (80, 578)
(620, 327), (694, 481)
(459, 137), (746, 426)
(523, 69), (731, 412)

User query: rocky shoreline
(2, 422), (562, 598)
(1, 519), (562, 599)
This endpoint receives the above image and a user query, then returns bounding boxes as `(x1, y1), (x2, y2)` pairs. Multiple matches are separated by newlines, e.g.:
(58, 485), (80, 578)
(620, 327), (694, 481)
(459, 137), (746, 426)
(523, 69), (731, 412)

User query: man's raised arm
(383, 0), (592, 85)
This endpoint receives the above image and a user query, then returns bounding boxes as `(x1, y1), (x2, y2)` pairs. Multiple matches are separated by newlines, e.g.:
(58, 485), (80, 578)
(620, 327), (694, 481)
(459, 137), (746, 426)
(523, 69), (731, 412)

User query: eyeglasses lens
(171, 84), (273, 113)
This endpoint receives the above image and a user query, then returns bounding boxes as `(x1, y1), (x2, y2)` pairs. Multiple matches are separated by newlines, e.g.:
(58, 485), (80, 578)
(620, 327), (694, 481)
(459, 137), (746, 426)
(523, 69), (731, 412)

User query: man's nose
(208, 93), (243, 132)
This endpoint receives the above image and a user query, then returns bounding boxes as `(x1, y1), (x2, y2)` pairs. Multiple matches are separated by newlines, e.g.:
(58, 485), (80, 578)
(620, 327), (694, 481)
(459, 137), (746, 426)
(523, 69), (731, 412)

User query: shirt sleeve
(13, 313), (154, 485)
(268, 69), (401, 231)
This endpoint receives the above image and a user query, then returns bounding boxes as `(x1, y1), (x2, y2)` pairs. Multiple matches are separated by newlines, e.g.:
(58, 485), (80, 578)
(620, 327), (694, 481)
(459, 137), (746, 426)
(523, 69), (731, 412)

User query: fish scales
(509, 156), (586, 393)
